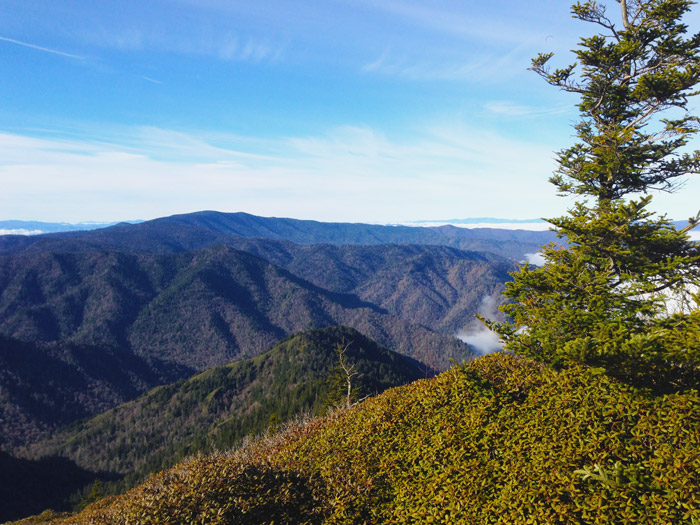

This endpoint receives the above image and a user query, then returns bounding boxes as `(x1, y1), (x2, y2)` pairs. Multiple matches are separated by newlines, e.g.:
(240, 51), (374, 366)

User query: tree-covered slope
(24, 326), (423, 478)
(225, 240), (514, 334)
(22, 352), (699, 524)
(4, 327), (422, 523)
(0, 246), (470, 448)
(0, 336), (188, 448)
(0, 244), (493, 368)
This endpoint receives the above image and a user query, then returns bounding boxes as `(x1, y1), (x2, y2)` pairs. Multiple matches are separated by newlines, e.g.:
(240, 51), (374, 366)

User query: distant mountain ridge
(0, 211), (555, 261)
(3, 213), (692, 255)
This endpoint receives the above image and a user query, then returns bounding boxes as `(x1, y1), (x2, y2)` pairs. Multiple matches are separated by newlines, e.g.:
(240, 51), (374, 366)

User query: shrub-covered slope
(3, 327), (422, 523)
(24, 326), (423, 479)
(25, 352), (700, 524)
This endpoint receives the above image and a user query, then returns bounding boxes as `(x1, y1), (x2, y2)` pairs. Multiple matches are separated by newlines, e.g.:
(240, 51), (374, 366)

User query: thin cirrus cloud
(363, 41), (542, 83)
(362, 51), (485, 81)
(162, 33), (282, 63)
(0, 35), (84, 59)
(356, 0), (584, 84)
(78, 23), (284, 63)
(355, 0), (544, 45)
(484, 101), (571, 118)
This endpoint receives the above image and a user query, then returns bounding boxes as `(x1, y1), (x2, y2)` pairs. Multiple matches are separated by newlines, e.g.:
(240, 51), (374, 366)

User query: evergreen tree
(485, 0), (700, 391)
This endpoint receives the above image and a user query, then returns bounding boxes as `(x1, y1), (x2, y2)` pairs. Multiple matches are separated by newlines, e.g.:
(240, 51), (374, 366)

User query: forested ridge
(0, 211), (553, 260)
(1, 327), (422, 522)
(1, 243), (494, 448)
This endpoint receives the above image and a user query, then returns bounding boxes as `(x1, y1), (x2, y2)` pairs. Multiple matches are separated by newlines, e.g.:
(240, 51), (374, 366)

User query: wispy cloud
(363, 52), (482, 81)
(363, 43), (535, 83)
(80, 25), (283, 63)
(0, 35), (84, 59)
(524, 252), (546, 266)
(456, 294), (504, 354)
(142, 76), (162, 84)
(355, 0), (541, 45)
(484, 100), (571, 118)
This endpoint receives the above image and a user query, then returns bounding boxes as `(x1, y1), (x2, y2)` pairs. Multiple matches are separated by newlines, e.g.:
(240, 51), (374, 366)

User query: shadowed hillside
(0, 336), (189, 449)
(0, 246), (471, 448)
(0, 452), (118, 524)
(4, 327), (422, 523)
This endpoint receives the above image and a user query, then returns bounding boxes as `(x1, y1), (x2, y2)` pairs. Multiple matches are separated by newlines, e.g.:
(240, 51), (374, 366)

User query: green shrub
(23, 353), (700, 524)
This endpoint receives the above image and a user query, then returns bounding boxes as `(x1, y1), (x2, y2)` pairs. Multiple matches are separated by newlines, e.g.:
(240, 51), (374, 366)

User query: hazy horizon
(3, 213), (699, 241)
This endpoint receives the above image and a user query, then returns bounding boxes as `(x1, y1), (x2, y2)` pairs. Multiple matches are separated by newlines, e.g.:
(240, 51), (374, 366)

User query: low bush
(22, 353), (700, 524)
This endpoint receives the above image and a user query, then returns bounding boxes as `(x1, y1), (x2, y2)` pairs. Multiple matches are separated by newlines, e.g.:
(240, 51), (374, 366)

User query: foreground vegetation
(7, 1), (700, 522)
(1, 327), (421, 522)
(25, 326), (422, 482)
(18, 352), (699, 524)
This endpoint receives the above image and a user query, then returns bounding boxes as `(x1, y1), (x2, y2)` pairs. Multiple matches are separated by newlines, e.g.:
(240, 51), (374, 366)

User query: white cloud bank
(456, 325), (503, 355)
(0, 229), (44, 235)
(456, 294), (504, 355)
(399, 220), (551, 231)
(524, 252), (546, 266)
(0, 124), (560, 223)
(4, 123), (698, 224)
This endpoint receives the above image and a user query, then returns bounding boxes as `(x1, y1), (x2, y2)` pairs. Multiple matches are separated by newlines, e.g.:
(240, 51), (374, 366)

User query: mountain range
(0, 210), (558, 521)
(0, 211), (546, 449)
(0, 244), (480, 448)
(0, 210), (555, 260)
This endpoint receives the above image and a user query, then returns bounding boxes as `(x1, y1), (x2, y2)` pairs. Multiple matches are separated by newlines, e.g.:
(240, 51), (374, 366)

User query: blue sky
(1, 0), (699, 223)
